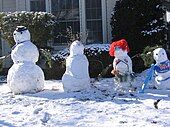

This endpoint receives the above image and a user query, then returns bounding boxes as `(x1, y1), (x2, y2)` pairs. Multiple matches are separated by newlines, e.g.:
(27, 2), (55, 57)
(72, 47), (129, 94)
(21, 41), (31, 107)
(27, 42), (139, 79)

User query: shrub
(0, 11), (58, 48)
(110, 0), (167, 54)
(85, 44), (113, 77)
(0, 11), (59, 71)
(139, 45), (170, 69)
(140, 45), (161, 67)
(49, 44), (113, 79)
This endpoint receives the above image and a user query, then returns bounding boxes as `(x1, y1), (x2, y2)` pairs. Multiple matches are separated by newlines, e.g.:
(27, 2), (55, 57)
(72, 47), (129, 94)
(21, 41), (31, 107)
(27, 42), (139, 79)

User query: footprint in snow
(12, 111), (20, 115)
(33, 107), (43, 114)
(40, 112), (51, 123)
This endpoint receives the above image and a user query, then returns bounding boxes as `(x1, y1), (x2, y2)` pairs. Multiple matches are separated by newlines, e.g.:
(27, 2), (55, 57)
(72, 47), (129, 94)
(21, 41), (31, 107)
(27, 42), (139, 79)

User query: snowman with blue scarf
(141, 48), (170, 93)
(153, 48), (170, 89)
(7, 26), (44, 94)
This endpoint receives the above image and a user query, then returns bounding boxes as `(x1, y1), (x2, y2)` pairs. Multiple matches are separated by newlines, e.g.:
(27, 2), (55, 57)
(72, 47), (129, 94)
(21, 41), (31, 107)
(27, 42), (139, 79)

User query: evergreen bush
(110, 0), (167, 54)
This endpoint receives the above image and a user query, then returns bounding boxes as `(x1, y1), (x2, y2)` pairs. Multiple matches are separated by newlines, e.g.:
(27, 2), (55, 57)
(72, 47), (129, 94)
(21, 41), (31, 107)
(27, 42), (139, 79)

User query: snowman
(153, 48), (170, 89)
(109, 39), (135, 94)
(7, 26), (44, 94)
(62, 40), (90, 92)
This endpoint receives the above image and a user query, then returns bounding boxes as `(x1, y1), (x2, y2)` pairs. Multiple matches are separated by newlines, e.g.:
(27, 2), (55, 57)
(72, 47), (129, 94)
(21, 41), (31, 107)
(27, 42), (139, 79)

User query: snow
(0, 71), (170, 127)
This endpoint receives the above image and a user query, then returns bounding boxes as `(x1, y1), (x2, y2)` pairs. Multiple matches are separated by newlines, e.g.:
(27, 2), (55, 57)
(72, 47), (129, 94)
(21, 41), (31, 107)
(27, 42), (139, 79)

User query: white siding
(1, 0), (16, 12)
(16, 0), (28, 11)
(0, 0), (3, 11)
(106, 0), (117, 43)
(102, 0), (107, 43)
(166, 11), (170, 22)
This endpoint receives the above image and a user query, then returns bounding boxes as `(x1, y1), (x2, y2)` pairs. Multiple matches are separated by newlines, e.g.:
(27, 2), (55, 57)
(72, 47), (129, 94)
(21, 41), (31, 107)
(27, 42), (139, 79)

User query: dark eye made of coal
(156, 53), (158, 55)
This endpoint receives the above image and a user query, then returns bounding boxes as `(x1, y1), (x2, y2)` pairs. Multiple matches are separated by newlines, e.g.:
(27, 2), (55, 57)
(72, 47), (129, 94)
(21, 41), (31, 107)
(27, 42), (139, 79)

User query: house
(0, 0), (116, 67)
(0, 0), (170, 68)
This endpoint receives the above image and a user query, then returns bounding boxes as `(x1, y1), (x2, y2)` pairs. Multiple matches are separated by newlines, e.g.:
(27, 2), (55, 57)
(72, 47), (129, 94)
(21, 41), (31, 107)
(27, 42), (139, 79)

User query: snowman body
(113, 48), (134, 93)
(7, 62), (44, 94)
(7, 26), (44, 94)
(11, 41), (39, 64)
(153, 48), (170, 89)
(62, 40), (90, 92)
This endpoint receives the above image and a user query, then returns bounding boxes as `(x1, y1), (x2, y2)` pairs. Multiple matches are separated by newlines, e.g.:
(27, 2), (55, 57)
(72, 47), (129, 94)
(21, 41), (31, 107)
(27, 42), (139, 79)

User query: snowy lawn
(0, 73), (170, 127)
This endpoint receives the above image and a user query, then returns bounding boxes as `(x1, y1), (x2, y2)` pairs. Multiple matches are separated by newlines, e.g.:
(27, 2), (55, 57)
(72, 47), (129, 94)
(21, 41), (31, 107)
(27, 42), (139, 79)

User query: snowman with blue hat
(7, 26), (44, 94)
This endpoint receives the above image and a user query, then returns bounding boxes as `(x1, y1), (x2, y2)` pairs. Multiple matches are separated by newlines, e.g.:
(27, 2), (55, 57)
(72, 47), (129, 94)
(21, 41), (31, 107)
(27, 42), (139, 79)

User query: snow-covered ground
(0, 72), (170, 127)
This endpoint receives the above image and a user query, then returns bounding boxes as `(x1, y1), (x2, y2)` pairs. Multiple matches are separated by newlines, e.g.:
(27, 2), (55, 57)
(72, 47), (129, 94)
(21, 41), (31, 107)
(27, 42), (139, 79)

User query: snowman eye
(156, 53), (158, 55)
(13, 33), (16, 35)
(162, 53), (164, 55)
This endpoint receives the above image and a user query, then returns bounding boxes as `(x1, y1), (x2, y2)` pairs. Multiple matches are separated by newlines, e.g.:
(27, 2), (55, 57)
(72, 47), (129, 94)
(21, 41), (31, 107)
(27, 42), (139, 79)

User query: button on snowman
(109, 39), (135, 94)
(7, 26), (44, 94)
(153, 48), (170, 89)
(62, 40), (90, 92)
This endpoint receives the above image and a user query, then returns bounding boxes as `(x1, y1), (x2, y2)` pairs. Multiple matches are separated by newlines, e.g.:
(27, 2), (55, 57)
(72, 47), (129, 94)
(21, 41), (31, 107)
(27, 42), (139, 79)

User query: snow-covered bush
(45, 44), (113, 79)
(0, 11), (58, 48)
(45, 43), (147, 79)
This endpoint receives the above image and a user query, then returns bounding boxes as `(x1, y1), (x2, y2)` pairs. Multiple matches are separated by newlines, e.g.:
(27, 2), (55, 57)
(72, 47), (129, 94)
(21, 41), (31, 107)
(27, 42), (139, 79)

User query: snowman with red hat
(109, 39), (135, 94)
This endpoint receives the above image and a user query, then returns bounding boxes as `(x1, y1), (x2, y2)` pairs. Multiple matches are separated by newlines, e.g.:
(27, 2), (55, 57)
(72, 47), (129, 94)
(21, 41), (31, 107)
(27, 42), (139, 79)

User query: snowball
(7, 62), (44, 94)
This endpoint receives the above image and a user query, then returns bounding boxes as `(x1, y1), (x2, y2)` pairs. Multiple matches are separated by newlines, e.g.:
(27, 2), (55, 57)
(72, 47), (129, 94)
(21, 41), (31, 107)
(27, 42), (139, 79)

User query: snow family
(7, 26), (170, 95)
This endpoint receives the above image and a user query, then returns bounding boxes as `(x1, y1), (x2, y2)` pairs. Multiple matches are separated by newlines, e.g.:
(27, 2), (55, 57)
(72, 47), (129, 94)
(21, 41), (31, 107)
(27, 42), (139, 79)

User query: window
(85, 0), (103, 43)
(51, 0), (80, 45)
(30, 0), (46, 12)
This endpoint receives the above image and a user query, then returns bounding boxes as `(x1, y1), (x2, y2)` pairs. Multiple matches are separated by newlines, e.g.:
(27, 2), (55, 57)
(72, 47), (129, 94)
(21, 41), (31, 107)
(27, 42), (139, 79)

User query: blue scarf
(154, 60), (170, 73)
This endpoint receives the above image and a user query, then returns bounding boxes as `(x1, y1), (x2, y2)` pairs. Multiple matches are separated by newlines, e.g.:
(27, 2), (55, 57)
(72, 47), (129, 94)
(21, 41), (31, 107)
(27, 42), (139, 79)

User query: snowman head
(153, 48), (168, 63)
(70, 40), (84, 56)
(109, 39), (130, 58)
(13, 26), (30, 44)
(114, 47), (128, 58)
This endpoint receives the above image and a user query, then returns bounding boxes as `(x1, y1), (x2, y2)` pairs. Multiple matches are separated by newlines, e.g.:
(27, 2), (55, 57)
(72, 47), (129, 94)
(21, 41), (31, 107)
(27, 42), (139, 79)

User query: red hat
(109, 39), (130, 57)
